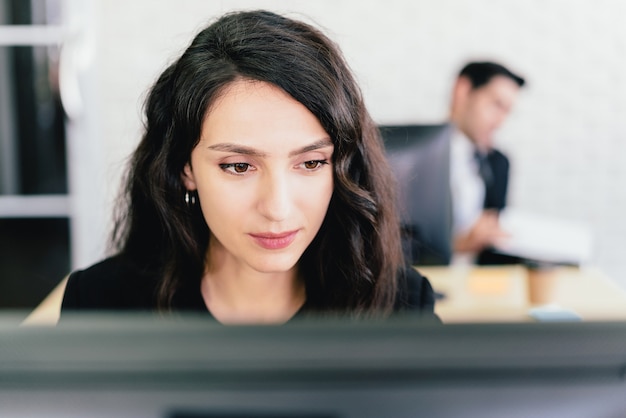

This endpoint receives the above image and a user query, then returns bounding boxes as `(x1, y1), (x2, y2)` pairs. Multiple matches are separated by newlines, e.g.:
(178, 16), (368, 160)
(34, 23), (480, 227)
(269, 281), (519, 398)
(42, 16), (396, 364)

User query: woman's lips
(249, 231), (298, 250)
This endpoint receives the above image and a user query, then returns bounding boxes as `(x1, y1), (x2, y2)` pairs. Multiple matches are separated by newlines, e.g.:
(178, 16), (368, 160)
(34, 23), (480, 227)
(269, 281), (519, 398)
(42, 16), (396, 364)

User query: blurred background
(1, 0), (625, 311)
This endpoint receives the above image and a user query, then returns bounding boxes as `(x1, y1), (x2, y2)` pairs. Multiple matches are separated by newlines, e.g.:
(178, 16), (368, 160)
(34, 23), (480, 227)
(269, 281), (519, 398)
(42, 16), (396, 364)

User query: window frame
(0, 0), (104, 270)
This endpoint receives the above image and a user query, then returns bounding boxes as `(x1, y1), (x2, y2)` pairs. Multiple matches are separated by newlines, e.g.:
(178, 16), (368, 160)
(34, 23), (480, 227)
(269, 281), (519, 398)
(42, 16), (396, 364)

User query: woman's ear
(181, 163), (197, 190)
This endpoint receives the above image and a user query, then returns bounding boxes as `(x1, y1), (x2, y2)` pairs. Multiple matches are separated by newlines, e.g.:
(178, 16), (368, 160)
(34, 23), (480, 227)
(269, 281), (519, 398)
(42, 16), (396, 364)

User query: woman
(61, 10), (436, 323)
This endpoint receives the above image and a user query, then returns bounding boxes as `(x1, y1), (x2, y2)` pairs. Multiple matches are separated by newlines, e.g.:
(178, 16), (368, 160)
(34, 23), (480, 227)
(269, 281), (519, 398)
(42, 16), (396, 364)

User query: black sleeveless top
(61, 255), (437, 320)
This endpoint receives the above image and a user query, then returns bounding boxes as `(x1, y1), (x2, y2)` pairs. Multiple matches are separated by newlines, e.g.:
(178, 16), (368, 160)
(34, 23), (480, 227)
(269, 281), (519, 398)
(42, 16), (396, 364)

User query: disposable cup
(527, 264), (560, 306)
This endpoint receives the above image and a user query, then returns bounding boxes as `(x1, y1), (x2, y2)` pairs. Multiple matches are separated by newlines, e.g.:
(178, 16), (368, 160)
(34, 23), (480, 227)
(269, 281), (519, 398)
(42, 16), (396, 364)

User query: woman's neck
(200, 245), (306, 324)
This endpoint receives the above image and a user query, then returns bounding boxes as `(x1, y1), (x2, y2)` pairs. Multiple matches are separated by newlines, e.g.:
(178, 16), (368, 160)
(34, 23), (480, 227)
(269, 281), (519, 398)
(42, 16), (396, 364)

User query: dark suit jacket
(60, 255), (438, 319)
(483, 148), (509, 211)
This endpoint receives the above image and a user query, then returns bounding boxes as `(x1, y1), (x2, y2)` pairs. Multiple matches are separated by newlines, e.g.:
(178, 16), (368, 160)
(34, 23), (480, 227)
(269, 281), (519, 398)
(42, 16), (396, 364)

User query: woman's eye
(220, 163), (252, 174)
(302, 160), (327, 170)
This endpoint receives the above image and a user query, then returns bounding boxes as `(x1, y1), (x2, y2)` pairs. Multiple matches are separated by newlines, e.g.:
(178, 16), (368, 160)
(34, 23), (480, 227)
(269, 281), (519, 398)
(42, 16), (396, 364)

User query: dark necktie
(474, 150), (494, 187)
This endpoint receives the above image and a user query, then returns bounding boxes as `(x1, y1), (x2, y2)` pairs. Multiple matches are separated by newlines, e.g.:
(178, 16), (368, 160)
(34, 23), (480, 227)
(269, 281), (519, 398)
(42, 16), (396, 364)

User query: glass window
(1, 0), (68, 314)
(0, 45), (66, 195)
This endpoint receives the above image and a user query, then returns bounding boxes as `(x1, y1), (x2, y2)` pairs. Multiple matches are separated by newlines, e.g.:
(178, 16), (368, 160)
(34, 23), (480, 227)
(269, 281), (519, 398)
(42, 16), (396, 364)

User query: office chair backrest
(380, 124), (453, 265)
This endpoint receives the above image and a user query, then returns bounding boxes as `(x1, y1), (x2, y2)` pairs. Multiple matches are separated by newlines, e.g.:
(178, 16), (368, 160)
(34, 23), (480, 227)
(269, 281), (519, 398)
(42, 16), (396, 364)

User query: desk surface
(22, 266), (626, 326)
(21, 276), (67, 326)
(420, 265), (626, 323)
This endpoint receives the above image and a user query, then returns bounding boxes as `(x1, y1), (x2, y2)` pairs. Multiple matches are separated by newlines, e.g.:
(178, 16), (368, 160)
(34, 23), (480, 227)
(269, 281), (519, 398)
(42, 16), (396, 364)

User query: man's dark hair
(459, 61), (525, 89)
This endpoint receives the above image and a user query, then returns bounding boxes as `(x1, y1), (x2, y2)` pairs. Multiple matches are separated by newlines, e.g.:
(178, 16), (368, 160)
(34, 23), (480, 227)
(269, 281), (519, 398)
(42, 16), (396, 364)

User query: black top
(61, 255), (437, 320)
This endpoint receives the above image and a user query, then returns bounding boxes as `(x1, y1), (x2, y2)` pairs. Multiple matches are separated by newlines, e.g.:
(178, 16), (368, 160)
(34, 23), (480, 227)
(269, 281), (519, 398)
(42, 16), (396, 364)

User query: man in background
(448, 61), (525, 264)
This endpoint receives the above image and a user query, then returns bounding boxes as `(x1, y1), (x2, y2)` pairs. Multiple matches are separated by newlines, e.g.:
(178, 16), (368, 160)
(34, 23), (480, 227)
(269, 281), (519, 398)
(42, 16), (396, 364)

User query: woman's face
(183, 80), (334, 275)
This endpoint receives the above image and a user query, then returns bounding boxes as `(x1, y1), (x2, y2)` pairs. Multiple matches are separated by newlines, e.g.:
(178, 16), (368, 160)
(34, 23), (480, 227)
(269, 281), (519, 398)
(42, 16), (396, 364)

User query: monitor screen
(2, 315), (626, 417)
(380, 124), (453, 265)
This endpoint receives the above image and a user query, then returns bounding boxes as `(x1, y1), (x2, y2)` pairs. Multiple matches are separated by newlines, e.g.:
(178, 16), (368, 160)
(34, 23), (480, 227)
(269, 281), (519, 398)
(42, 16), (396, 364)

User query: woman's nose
(257, 172), (292, 222)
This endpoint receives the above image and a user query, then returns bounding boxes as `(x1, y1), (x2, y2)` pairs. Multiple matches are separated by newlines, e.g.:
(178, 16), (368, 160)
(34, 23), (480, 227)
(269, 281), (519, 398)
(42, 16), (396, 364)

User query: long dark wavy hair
(112, 10), (405, 316)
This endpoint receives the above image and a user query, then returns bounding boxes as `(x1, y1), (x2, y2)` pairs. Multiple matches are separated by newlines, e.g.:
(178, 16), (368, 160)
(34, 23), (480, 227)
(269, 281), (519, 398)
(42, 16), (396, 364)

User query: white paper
(493, 209), (593, 265)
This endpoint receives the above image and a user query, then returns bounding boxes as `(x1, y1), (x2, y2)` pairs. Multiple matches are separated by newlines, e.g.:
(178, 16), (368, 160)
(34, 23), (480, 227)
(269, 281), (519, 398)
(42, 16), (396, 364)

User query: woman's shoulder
(61, 255), (157, 311)
(394, 266), (437, 316)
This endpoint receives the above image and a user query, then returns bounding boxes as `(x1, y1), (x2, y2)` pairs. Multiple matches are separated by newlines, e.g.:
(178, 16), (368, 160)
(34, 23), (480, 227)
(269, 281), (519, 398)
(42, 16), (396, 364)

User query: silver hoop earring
(184, 190), (197, 206)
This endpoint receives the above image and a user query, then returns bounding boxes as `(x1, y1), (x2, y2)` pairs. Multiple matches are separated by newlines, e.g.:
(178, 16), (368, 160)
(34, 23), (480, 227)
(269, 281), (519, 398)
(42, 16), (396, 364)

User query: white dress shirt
(449, 129), (485, 264)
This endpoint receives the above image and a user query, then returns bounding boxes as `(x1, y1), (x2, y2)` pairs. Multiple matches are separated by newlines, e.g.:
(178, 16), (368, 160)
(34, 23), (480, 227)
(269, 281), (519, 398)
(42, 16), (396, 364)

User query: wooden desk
(22, 266), (626, 326)
(419, 265), (626, 323)
(21, 276), (67, 327)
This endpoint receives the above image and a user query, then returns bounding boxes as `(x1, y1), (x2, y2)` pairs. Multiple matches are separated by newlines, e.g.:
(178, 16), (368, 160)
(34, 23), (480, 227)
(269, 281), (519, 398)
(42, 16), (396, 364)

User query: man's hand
(454, 210), (510, 253)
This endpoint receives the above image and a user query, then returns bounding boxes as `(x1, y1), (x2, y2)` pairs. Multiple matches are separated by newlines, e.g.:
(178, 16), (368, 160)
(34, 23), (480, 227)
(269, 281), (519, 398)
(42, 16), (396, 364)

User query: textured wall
(94, 0), (626, 285)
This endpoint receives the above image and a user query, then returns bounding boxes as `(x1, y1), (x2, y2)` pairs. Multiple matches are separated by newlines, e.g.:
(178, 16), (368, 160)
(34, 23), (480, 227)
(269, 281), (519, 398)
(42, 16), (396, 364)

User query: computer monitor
(2, 315), (626, 417)
(380, 124), (453, 265)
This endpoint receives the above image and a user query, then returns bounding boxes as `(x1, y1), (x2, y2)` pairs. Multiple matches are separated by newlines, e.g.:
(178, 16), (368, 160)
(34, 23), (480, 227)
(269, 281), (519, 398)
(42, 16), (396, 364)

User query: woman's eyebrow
(288, 138), (333, 157)
(206, 138), (333, 157)
(206, 143), (267, 157)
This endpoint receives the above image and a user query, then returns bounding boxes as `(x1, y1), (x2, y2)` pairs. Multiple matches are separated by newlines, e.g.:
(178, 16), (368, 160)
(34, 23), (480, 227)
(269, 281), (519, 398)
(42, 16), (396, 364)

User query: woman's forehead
(198, 80), (330, 154)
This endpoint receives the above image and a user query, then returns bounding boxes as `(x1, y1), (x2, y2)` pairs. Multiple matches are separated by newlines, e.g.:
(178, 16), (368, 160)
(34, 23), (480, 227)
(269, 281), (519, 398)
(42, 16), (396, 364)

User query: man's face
(457, 75), (520, 150)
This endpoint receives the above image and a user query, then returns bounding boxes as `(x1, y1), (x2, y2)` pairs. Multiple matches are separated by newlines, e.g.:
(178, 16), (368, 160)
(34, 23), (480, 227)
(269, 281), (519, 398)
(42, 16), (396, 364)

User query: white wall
(90, 0), (626, 285)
